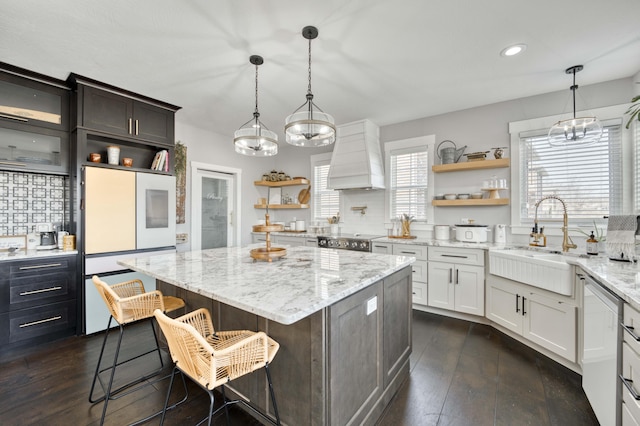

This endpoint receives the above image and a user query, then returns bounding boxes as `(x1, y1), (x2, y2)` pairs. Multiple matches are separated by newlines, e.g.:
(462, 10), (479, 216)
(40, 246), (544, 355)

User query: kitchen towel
(606, 215), (638, 260)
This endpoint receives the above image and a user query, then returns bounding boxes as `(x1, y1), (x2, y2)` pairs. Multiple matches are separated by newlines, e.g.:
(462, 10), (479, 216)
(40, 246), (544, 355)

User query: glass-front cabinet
(0, 65), (70, 174)
(0, 123), (69, 174)
(0, 71), (69, 131)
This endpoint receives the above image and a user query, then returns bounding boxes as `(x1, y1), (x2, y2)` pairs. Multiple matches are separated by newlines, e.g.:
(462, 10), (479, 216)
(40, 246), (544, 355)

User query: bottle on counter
(586, 231), (599, 255)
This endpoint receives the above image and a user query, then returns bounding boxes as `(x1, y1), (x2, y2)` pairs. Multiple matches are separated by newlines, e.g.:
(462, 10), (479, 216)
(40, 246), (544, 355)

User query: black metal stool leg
(265, 363), (281, 426)
(100, 322), (126, 425)
(221, 384), (231, 426)
(88, 316), (114, 403)
(159, 366), (178, 426)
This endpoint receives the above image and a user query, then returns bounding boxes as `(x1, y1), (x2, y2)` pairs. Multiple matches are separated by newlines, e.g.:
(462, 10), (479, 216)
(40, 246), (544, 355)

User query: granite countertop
(0, 248), (78, 261)
(118, 245), (415, 325)
(372, 236), (506, 249)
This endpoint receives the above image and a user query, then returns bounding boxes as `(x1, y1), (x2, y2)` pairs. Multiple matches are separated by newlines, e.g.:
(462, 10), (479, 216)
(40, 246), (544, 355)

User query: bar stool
(154, 307), (281, 426)
(89, 275), (186, 425)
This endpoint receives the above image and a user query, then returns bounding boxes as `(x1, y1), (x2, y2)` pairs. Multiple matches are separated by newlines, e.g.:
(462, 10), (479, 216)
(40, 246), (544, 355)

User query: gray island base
(119, 246), (414, 425)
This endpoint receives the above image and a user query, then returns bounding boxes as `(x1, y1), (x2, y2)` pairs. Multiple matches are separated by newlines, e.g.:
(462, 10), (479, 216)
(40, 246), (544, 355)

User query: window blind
(389, 148), (428, 221)
(519, 122), (622, 221)
(313, 163), (339, 220)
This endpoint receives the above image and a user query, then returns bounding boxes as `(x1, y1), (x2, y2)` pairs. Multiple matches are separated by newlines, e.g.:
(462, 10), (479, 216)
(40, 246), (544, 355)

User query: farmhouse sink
(489, 249), (574, 296)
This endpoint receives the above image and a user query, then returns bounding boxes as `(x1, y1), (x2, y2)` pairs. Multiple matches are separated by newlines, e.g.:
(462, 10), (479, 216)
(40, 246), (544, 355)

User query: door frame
(190, 161), (242, 248)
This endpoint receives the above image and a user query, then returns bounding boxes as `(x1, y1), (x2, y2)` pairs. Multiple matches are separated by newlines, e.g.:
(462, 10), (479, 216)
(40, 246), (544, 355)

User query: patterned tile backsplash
(0, 171), (69, 236)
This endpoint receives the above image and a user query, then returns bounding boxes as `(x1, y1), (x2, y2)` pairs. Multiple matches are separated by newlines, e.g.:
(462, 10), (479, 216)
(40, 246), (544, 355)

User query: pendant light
(548, 65), (602, 147)
(285, 26), (336, 147)
(234, 55), (278, 156)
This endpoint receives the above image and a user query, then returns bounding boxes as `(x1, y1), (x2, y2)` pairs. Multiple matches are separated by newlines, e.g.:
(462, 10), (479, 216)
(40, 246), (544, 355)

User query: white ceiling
(2, 0), (640, 151)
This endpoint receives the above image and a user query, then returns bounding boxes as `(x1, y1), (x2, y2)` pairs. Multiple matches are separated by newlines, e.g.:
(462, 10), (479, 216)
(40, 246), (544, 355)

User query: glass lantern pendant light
(285, 26), (336, 147)
(234, 55), (278, 156)
(548, 65), (602, 147)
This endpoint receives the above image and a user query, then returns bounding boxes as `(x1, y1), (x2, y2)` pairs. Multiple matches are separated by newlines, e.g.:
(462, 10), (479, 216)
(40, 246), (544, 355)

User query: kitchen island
(119, 245), (414, 426)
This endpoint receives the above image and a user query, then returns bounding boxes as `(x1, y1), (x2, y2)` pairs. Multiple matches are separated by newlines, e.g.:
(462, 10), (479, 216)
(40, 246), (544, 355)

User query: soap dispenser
(586, 231), (599, 255)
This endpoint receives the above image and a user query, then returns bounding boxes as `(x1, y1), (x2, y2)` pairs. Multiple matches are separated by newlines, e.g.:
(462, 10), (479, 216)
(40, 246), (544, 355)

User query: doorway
(190, 162), (242, 250)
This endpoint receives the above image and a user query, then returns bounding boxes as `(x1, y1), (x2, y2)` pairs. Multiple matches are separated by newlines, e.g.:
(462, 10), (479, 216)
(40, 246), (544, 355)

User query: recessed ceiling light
(501, 44), (527, 57)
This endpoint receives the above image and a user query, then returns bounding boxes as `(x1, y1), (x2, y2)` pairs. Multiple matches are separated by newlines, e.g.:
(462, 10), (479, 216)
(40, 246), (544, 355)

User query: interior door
(192, 168), (236, 250)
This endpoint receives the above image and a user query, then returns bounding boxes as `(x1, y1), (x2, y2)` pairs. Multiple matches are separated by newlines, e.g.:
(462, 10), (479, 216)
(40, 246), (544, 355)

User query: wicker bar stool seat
(154, 307), (281, 426)
(89, 275), (187, 425)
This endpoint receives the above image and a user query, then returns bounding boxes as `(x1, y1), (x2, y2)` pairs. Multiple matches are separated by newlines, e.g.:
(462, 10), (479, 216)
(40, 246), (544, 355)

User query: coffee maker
(36, 223), (57, 250)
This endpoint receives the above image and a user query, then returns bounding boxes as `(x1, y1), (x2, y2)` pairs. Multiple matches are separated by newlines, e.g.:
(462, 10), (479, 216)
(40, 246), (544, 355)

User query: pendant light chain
(571, 68), (577, 120)
(254, 61), (260, 116)
(307, 37), (313, 96)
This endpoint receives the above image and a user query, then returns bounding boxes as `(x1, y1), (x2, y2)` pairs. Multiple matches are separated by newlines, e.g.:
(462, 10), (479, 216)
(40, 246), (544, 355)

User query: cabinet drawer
(412, 281), (428, 306)
(9, 300), (76, 343)
(623, 341), (640, 423)
(10, 272), (72, 309)
(624, 305), (640, 355)
(392, 244), (427, 260)
(10, 258), (71, 277)
(623, 400), (640, 426)
(371, 242), (392, 254)
(411, 260), (428, 283)
(428, 247), (484, 266)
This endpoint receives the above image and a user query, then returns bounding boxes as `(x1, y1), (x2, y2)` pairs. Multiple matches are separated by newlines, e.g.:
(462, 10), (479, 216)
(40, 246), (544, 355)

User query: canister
(296, 220), (305, 231)
(434, 225), (450, 240)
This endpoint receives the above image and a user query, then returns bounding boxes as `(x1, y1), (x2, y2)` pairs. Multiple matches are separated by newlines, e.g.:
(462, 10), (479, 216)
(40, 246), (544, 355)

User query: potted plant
(626, 94), (640, 129)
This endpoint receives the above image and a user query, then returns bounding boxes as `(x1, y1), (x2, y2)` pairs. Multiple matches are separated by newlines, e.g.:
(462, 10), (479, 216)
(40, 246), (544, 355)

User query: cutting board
(298, 185), (311, 204)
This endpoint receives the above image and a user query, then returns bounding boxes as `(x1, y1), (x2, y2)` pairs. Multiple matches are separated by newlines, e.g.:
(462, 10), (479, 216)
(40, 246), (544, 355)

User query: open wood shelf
(432, 198), (510, 206)
(432, 158), (509, 173)
(254, 178), (309, 187)
(254, 204), (310, 209)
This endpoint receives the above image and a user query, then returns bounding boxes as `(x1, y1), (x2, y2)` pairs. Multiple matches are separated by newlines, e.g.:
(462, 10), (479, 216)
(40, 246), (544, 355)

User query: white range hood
(327, 119), (385, 190)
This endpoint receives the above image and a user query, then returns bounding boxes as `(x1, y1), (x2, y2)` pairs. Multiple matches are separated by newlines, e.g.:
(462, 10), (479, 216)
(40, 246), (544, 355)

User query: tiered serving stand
(251, 213), (287, 262)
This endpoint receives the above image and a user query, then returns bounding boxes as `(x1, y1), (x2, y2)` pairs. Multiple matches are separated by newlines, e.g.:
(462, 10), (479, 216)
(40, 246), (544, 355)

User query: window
(634, 121), (640, 212)
(385, 136), (435, 222)
(310, 153), (339, 220)
(518, 121), (622, 221)
(509, 104), (632, 232)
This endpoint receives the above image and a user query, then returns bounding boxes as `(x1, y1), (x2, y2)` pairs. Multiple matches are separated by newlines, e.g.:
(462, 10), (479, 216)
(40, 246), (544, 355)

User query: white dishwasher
(582, 272), (622, 426)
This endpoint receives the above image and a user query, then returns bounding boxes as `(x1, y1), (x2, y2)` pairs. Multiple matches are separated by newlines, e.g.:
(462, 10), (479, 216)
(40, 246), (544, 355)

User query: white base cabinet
(427, 247), (485, 316)
(372, 242), (428, 306)
(487, 274), (577, 362)
(621, 303), (640, 425)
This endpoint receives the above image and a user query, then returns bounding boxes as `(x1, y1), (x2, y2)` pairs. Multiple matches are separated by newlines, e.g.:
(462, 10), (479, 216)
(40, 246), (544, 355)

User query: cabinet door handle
(0, 112), (28, 122)
(455, 269), (459, 284)
(400, 251), (417, 255)
(19, 286), (63, 296)
(19, 263), (62, 270)
(449, 268), (453, 283)
(621, 375), (640, 400)
(19, 315), (62, 328)
(128, 118), (132, 134)
(441, 254), (468, 259)
(622, 324), (640, 341)
(522, 296), (527, 315)
(135, 119), (139, 135)
(516, 294), (520, 313)
(0, 160), (27, 167)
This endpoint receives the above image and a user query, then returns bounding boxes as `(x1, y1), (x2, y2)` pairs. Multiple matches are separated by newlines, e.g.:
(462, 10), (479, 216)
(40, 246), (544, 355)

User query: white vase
(106, 145), (120, 165)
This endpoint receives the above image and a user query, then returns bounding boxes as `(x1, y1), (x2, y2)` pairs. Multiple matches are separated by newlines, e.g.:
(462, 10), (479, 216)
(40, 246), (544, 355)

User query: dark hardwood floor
(0, 310), (598, 425)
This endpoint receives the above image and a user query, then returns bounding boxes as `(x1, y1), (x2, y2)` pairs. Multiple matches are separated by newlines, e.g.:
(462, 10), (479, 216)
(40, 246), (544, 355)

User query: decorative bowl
(457, 193), (470, 200)
(471, 192), (483, 199)
(88, 153), (101, 163)
(444, 194), (457, 200)
(434, 194), (445, 200)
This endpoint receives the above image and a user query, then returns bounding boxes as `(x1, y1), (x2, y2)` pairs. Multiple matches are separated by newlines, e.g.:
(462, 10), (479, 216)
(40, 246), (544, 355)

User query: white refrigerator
(83, 166), (176, 334)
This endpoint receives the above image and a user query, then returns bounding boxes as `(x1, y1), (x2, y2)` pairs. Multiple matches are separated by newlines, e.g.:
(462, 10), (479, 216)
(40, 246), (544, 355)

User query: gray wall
(175, 77), (635, 247)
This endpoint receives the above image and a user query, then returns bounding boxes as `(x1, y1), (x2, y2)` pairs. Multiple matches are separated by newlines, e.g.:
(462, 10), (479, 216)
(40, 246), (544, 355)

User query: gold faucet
(533, 195), (577, 252)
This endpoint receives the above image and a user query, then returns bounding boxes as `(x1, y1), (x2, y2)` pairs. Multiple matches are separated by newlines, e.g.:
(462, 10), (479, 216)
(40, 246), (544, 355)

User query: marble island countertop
(118, 245), (415, 325)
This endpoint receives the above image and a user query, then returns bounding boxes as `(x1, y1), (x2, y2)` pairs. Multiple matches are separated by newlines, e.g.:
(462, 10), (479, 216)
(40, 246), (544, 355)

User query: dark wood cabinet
(69, 74), (179, 146)
(0, 255), (78, 351)
(0, 63), (71, 174)
(0, 64), (70, 131)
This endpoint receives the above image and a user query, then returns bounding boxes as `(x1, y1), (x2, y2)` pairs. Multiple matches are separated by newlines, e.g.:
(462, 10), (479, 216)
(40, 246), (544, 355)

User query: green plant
(626, 94), (640, 129)
(573, 221), (605, 242)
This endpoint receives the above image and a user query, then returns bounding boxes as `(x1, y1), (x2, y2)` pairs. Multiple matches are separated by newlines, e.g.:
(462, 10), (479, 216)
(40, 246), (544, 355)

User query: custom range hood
(327, 119), (385, 190)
